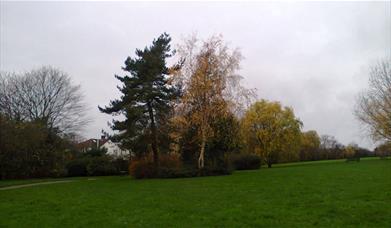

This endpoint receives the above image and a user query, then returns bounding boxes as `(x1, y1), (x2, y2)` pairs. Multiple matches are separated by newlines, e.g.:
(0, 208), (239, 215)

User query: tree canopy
(241, 100), (302, 167)
(0, 66), (87, 135)
(300, 130), (321, 161)
(172, 35), (254, 169)
(99, 33), (179, 168)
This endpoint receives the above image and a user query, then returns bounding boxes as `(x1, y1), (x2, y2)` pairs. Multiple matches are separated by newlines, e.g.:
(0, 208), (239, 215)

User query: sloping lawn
(1, 159), (390, 227)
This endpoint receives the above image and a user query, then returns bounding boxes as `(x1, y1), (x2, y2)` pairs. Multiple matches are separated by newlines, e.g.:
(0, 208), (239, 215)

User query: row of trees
(100, 33), (374, 177)
(99, 34), (253, 174)
(1, 33), (385, 179)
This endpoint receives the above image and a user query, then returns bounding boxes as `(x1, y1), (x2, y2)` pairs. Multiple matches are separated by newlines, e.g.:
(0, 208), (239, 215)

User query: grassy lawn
(1, 159), (390, 227)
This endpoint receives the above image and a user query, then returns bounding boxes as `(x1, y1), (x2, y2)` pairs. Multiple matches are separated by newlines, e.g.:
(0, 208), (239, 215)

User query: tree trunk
(147, 103), (159, 170)
(267, 159), (272, 168)
(198, 129), (206, 169)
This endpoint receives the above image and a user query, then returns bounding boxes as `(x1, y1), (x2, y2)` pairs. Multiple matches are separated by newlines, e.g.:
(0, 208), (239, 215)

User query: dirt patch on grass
(0, 180), (75, 190)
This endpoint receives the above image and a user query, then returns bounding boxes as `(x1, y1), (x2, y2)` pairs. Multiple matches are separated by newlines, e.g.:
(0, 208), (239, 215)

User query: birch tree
(173, 35), (255, 169)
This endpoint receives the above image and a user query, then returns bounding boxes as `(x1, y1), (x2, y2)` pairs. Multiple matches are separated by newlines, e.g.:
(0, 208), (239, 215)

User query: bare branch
(354, 58), (391, 142)
(0, 66), (89, 135)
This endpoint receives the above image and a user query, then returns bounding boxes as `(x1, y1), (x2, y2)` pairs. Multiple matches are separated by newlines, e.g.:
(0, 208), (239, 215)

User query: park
(1, 1), (390, 227)
(1, 158), (390, 227)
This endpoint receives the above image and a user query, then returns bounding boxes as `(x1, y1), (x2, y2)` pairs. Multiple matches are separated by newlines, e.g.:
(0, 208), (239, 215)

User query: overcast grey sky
(1, 1), (390, 148)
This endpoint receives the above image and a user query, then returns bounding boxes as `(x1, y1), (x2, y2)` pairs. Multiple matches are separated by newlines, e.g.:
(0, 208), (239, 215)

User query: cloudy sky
(1, 1), (390, 148)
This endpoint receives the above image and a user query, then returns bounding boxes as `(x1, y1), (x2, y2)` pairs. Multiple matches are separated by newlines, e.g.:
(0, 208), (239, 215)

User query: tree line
(1, 33), (388, 179)
(99, 33), (377, 178)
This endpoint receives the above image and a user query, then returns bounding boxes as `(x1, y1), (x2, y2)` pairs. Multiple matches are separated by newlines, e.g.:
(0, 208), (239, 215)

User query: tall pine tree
(99, 33), (179, 168)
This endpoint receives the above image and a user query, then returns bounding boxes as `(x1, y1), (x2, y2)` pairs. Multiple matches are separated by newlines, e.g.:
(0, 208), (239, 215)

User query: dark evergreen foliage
(99, 33), (180, 168)
(0, 115), (70, 179)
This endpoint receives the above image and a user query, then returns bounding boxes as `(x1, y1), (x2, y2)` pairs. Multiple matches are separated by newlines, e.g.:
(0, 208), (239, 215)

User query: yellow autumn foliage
(241, 99), (302, 167)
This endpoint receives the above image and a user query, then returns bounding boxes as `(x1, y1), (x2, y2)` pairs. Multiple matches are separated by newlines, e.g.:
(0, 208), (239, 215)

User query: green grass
(1, 159), (390, 227)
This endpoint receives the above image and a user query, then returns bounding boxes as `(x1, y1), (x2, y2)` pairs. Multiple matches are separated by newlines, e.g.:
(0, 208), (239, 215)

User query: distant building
(76, 136), (129, 159)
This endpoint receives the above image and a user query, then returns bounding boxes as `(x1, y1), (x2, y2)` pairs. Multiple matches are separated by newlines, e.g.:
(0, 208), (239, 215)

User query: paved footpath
(0, 180), (75, 190)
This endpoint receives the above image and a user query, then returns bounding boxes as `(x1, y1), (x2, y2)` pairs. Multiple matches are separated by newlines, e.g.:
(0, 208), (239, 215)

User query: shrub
(0, 116), (70, 179)
(158, 167), (188, 178)
(230, 154), (261, 170)
(129, 153), (182, 179)
(199, 165), (233, 176)
(158, 166), (232, 178)
(66, 158), (88, 177)
(66, 156), (119, 177)
(86, 156), (118, 176)
(129, 159), (156, 179)
(159, 153), (182, 169)
(131, 165), (233, 179)
(113, 158), (129, 173)
(85, 147), (108, 157)
(129, 153), (232, 179)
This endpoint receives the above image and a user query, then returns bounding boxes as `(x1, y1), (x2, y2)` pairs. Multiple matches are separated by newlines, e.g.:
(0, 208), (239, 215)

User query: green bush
(85, 147), (108, 157)
(86, 156), (118, 176)
(66, 156), (119, 177)
(129, 154), (232, 179)
(230, 154), (261, 170)
(66, 158), (88, 177)
(129, 154), (182, 179)
(199, 165), (233, 176)
(113, 158), (129, 173)
(0, 115), (70, 179)
(158, 166), (232, 178)
(130, 164), (232, 179)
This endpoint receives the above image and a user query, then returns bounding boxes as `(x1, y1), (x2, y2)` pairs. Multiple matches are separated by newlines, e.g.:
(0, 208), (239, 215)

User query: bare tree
(320, 135), (338, 150)
(355, 58), (391, 142)
(0, 66), (88, 134)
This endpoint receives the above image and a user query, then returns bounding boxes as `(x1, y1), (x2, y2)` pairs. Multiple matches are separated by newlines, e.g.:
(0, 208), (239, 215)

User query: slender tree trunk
(198, 128), (206, 169)
(266, 154), (272, 168)
(147, 103), (159, 170)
